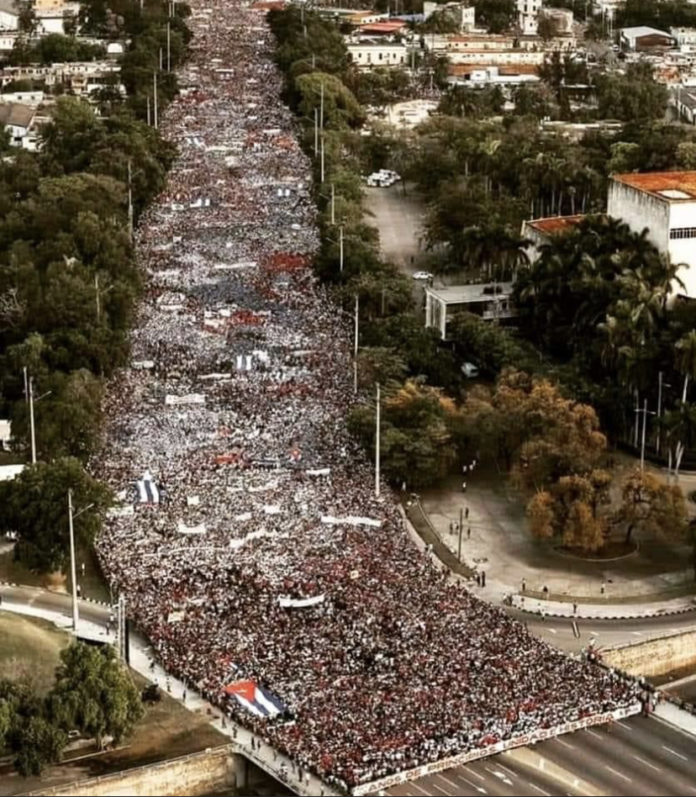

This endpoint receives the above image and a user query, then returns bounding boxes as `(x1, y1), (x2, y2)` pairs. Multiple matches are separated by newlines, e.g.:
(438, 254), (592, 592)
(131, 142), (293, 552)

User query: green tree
(475, 0), (516, 32)
(0, 458), (111, 573)
(48, 643), (143, 750)
(347, 379), (459, 488)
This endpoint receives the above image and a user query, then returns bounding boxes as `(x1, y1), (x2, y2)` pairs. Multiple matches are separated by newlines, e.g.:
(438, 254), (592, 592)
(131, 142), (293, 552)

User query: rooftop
(359, 20), (407, 32)
(426, 281), (514, 304)
(524, 214), (585, 235)
(612, 171), (696, 200)
(0, 102), (35, 128)
(621, 25), (673, 39)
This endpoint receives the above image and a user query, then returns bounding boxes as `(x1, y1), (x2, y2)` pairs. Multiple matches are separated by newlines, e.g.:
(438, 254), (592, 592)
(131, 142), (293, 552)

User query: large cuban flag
(223, 680), (286, 718)
(136, 471), (160, 504)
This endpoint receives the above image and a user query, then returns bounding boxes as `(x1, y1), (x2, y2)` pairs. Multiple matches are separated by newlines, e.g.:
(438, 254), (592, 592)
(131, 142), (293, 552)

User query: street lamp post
(635, 399), (656, 471)
(67, 490), (79, 631)
(25, 372), (51, 465)
(67, 493), (95, 632)
(375, 383), (381, 498)
(353, 294), (359, 394)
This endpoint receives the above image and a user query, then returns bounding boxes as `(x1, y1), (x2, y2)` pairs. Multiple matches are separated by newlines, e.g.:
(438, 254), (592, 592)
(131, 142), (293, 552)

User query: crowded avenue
(92, 0), (642, 791)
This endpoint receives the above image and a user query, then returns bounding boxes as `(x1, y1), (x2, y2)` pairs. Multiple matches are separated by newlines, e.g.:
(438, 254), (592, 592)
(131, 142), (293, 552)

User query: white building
(608, 172), (696, 299)
(671, 26), (696, 49)
(425, 283), (515, 340)
(423, 1), (476, 32)
(347, 41), (408, 69)
(0, 102), (37, 148)
(0, 0), (19, 30)
(517, 0), (542, 36)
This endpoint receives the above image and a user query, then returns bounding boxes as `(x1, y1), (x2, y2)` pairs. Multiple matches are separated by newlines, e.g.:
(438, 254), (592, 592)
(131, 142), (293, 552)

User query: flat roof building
(425, 282), (515, 340)
(608, 171), (696, 298)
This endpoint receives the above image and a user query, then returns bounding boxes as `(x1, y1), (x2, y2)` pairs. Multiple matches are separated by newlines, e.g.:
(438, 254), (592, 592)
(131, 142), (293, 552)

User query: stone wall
(603, 629), (696, 678)
(31, 745), (246, 797)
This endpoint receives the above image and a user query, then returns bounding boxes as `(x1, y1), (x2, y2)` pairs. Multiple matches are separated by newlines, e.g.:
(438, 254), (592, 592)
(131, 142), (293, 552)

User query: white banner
(321, 515), (382, 528)
(165, 393), (206, 406)
(177, 522), (206, 534)
(306, 468), (331, 476)
(278, 595), (325, 608)
(352, 703), (642, 794)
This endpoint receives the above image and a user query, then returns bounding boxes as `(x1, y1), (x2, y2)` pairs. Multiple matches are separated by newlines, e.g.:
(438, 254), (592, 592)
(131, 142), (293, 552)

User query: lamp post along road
(375, 383), (381, 498)
(353, 294), (359, 394)
(67, 493), (95, 632)
(67, 490), (79, 631)
(25, 372), (51, 466)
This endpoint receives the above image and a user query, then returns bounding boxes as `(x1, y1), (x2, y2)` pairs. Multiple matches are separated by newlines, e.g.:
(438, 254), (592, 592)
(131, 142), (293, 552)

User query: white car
(461, 362), (479, 378)
(412, 271), (433, 280)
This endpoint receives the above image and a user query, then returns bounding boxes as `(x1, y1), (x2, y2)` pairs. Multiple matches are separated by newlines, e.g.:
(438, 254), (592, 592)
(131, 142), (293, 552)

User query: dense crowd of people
(93, 0), (642, 791)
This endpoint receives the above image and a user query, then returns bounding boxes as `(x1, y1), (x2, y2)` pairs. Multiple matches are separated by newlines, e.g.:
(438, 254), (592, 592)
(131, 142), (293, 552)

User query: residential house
(517, 0), (542, 36)
(521, 215), (584, 263)
(0, 102), (37, 148)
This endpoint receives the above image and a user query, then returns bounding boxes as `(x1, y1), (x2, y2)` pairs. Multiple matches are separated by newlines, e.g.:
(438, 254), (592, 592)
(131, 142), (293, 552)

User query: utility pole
(320, 134), (325, 182)
(636, 399), (655, 471)
(353, 294), (359, 394)
(23, 366), (28, 405)
(320, 81), (324, 130)
(117, 594), (128, 662)
(375, 383), (381, 498)
(68, 490), (79, 632)
(95, 274), (101, 323)
(153, 71), (158, 129)
(146, 94), (151, 126)
(127, 159), (134, 240)
(330, 182), (335, 224)
(656, 371), (663, 456)
(167, 22), (171, 71)
(314, 108), (318, 155)
(159, 46), (163, 71)
(458, 507), (463, 562)
(339, 225), (344, 271)
(28, 376), (36, 465)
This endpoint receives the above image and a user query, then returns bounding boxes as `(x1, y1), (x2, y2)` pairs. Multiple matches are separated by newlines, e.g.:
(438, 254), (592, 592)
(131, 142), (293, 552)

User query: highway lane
(386, 716), (696, 796)
(512, 609), (696, 654)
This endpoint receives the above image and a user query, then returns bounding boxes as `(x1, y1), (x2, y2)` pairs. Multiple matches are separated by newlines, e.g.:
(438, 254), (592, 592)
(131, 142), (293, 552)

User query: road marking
(630, 631), (643, 636)
(528, 783), (550, 796)
(585, 729), (602, 739)
(663, 745), (689, 761)
(457, 774), (488, 794)
(408, 781), (433, 796)
(616, 721), (632, 731)
(553, 737), (575, 750)
(631, 754), (660, 772)
(605, 766), (632, 783)
(498, 763), (517, 778)
(436, 774), (463, 792)
(467, 769), (486, 782)
(484, 766), (512, 785)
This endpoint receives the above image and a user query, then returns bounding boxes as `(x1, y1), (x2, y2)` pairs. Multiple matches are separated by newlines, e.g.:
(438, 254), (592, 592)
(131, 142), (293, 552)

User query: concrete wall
(31, 745), (246, 797)
(607, 181), (670, 255)
(603, 629), (696, 678)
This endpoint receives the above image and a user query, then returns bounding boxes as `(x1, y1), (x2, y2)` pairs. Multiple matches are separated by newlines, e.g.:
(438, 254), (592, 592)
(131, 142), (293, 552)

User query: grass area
(0, 611), (69, 692)
(0, 543), (111, 604)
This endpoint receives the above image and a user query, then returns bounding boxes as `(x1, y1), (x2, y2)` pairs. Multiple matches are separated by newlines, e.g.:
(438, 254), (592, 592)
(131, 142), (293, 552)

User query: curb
(0, 580), (111, 608)
(515, 603), (696, 621)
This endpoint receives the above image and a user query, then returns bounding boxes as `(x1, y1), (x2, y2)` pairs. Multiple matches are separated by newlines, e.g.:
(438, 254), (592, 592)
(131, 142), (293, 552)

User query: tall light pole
(28, 376), (36, 465)
(375, 383), (381, 498)
(314, 108), (318, 155)
(153, 71), (158, 129)
(353, 294), (359, 394)
(339, 225), (344, 271)
(320, 134), (325, 183)
(25, 375), (51, 465)
(635, 399), (656, 471)
(330, 182), (335, 224)
(68, 490), (79, 631)
(68, 494), (95, 632)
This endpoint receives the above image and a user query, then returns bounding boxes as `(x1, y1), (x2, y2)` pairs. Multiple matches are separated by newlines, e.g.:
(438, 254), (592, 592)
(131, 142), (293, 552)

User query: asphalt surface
(386, 716), (696, 796)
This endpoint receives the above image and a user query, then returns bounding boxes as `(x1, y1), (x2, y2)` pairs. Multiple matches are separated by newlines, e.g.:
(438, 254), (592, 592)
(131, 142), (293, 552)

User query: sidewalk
(415, 464), (696, 620)
(0, 589), (337, 797)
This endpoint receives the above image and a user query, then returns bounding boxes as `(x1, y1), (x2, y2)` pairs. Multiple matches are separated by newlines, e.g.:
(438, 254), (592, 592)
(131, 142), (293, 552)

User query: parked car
(412, 271), (433, 280)
(461, 362), (479, 378)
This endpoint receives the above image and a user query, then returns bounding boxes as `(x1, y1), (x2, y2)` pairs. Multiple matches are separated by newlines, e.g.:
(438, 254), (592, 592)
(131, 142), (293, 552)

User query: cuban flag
(136, 471), (160, 504)
(223, 680), (286, 718)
